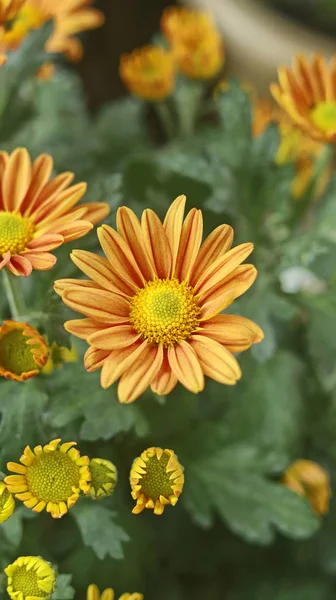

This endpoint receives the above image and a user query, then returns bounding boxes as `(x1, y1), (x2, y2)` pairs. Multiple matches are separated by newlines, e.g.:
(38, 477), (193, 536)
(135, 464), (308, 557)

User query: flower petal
(80, 202), (110, 225)
(62, 288), (130, 323)
(26, 172), (74, 217)
(142, 208), (172, 278)
(190, 334), (242, 384)
(200, 265), (257, 320)
(174, 208), (203, 281)
(199, 314), (264, 352)
(100, 340), (148, 389)
(88, 324), (141, 350)
(98, 224), (145, 290)
(54, 279), (99, 295)
(27, 234), (64, 252)
(150, 354), (178, 395)
(167, 340), (204, 393)
(21, 252), (57, 271)
(64, 318), (104, 340)
(117, 206), (156, 281)
(2, 148), (31, 212)
(163, 194), (186, 273)
(118, 344), (163, 403)
(7, 255), (32, 277)
(20, 153), (53, 215)
(189, 224), (233, 286)
(194, 243), (254, 296)
(84, 346), (111, 372)
(71, 249), (132, 296)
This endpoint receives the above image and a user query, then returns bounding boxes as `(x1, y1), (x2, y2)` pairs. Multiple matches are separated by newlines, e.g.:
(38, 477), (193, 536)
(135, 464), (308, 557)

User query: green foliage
(0, 29), (335, 600)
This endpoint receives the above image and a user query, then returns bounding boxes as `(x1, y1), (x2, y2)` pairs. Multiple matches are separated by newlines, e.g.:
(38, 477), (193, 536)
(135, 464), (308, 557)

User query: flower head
(0, 0), (26, 24)
(0, 321), (48, 381)
(0, 481), (15, 522)
(271, 53), (336, 144)
(5, 438), (91, 518)
(42, 341), (77, 375)
(5, 556), (56, 600)
(120, 45), (175, 101)
(282, 459), (331, 515)
(0, 148), (109, 277)
(130, 447), (184, 515)
(55, 195), (263, 404)
(87, 584), (143, 600)
(161, 6), (224, 79)
(88, 458), (117, 499)
(2, 0), (104, 61)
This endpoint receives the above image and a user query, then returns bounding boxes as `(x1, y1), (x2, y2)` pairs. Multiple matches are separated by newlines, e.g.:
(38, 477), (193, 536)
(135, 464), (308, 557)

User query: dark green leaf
(72, 503), (129, 560)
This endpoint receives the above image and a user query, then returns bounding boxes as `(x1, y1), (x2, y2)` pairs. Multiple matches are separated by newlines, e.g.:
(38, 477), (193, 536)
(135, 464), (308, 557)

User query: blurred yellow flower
(2, 0), (104, 61)
(5, 556), (56, 600)
(5, 438), (91, 518)
(55, 196), (263, 403)
(0, 320), (48, 381)
(0, 481), (15, 522)
(88, 458), (117, 499)
(0, 148), (109, 277)
(130, 447), (184, 515)
(0, 0), (25, 23)
(42, 341), (77, 375)
(87, 584), (143, 600)
(119, 45), (176, 101)
(161, 6), (224, 79)
(282, 459), (331, 515)
(271, 53), (336, 144)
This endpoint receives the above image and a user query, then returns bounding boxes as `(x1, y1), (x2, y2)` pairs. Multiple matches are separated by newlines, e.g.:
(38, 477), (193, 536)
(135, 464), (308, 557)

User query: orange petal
(117, 206), (156, 281)
(20, 153), (53, 215)
(163, 194), (186, 273)
(117, 344), (163, 403)
(98, 224), (145, 290)
(84, 346), (111, 372)
(81, 202), (110, 225)
(27, 233), (63, 252)
(167, 340), (204, 393)
(51, 219), (93, 243)
(190, 334), (242, 384)
(33, 182), (87, 224)
(7, 255), (32, 277)
(21, 252), (57, 271)
(200, 265), (257, 320)
(100, 340), (148, 389)
(27, 172), (74, 217)
(54, 279), (99, 295)
(88, 324), (141, 350)
(71, 249), (132, 296)
(194, 243), (254, 296)
(174, 208), (203, 281)
(62, 288), (130, 323)
(189, 224), (233, 287)
(64, 318), (104, 340)
(142, 208), (172, 279)
(199, 314), (264, 352)
(2, 148), (31, 212)
(150, 353), (178, 395)
(0, 252), (11, 271)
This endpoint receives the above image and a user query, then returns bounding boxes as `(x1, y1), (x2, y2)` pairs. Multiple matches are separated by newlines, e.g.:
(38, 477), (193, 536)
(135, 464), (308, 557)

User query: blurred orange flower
(120, 45), (176, 101)
(271, 53), (336, 144)
(282, 459), (331, 515)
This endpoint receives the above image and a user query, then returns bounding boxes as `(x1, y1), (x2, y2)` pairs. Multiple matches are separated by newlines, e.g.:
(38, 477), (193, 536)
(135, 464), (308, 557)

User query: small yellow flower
(0, 321), (48, 382)
(271, 53), (336, 144)
(0, 481), (15, 522)
(88, 458), (117, 500)
(42, 341), (77, 375)
(282, 459), (331, 515)
(130, 447), (184, 515)
(119, 45), (176, 101)
(161, 6), (224, 80)
(87, 583), (143, 600)
(5, 438), (91, 518)
(5, 556), (56, 600)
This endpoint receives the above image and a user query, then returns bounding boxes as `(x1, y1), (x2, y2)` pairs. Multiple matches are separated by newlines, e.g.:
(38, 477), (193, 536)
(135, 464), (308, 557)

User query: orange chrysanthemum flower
(271, 54), (336, 144)
(2, 0), (104, 61)
(119, 45), (176, 101)
(55, 195), (263, 404)
(0, 148), (109, 277)
(282, 459), (331, 516)
(161, 6), (224, 80)
(0, 320), (48, 381)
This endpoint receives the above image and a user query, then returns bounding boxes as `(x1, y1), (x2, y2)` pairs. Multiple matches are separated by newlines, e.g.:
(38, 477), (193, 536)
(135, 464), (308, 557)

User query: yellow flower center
(89, 460), (114, 489)
(130, 278), (200, 347)
(26, 451), (80, 503)
(11, 566), (45, 598)
(0, 329), (38, 375)
(0, 211), (35, 256)
(140, 453), (173, 501)
(311, 101), (336, 132)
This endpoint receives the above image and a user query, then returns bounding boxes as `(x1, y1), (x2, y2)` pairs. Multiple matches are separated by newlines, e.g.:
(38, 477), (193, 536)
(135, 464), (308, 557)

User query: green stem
(154, 100), (175, 141)
(2, 270), (27, 320)
(174, 80), (204, 139)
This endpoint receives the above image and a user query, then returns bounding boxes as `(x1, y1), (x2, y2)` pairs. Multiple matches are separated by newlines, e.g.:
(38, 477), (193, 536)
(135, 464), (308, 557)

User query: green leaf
(216, 79), (252, 167)
(184, 444), (319, 544)
(300, 291), (336, 391)
(72, 502), (129, 560)
(41, 290), (72, 348)
(80, 394), (147, 441)
(251, 123), (280, 167)
(1, 506), (36, 549)
(52, 574), (75, 600)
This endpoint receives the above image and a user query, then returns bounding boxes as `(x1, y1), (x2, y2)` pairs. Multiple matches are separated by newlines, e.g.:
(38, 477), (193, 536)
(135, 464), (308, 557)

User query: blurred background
(77, 0), (335, 108)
